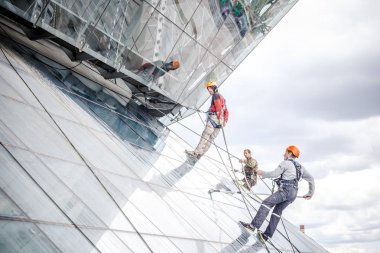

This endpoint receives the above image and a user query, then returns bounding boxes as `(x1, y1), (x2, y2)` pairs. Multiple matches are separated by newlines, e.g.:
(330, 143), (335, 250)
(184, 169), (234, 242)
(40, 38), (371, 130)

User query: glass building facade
(1, 0), (300, 120)
(0, 1), (328, 252)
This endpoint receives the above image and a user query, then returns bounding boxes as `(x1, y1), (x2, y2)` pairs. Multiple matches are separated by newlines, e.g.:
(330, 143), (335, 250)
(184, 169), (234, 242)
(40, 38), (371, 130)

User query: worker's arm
(301, 166), (315, 199)
(224, 106), (229, 124)
(258, 162), (285, 179)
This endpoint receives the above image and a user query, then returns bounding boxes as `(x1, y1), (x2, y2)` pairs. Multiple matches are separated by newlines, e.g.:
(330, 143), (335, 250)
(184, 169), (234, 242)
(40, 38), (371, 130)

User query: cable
(218, 125), (302, 253)
(35, 57), (83, 70)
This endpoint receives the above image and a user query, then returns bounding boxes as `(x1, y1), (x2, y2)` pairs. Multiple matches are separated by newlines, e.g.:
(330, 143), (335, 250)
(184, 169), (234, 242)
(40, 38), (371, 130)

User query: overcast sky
(171, 0), (380, 252)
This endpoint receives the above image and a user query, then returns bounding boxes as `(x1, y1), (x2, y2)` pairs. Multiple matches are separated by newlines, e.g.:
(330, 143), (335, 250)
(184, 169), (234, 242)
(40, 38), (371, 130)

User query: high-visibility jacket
(209, 93), (229, 123)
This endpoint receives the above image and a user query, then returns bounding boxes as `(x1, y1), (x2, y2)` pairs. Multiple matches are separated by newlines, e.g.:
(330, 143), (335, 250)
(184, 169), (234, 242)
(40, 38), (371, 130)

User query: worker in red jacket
(186, 81), (229, 160)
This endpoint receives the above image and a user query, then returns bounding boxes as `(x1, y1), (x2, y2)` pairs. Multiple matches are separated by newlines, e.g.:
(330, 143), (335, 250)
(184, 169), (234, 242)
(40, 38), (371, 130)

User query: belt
(275, 179), (298, 186)
(208, 111), (217, 115)
(245, 172), (253, 177)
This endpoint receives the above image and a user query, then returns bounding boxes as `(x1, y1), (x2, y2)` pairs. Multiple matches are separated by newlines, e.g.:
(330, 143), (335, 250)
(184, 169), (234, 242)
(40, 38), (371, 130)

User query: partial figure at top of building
(219, 0), (250, 37)
(135, 60), (180, 82)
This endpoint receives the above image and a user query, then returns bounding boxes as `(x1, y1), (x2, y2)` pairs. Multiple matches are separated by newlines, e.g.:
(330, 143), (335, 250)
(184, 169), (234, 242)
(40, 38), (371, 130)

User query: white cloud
(288, 167), (380, 252)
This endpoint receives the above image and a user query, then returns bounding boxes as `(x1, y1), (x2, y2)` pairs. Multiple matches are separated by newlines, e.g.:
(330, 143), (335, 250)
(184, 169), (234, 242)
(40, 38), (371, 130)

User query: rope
(194, 112), (259, 218)
(193, 108), (301, 252)
(218, 127), (302, 253)
(220, 127), (256, 218)
(281, 218), (298, 253)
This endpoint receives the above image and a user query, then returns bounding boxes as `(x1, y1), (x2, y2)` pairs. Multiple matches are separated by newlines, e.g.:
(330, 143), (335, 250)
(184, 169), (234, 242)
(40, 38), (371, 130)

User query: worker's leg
(193, 121), (214, 156)
(251, 190), (286, 229)
(263, 185), (298, 239)
(198, 127), (220, 157)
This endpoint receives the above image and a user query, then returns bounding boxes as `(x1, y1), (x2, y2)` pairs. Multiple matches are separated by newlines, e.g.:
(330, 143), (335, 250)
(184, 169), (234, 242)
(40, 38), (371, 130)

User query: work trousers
(242, 175), (257, 190)
(251, 184), (298, 238)
(194, 115), (222, 157)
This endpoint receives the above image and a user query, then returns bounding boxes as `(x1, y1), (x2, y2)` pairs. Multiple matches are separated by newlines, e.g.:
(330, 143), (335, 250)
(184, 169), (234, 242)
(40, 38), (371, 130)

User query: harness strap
(207, 116), (221, 128)
(288, 159), (303, 181)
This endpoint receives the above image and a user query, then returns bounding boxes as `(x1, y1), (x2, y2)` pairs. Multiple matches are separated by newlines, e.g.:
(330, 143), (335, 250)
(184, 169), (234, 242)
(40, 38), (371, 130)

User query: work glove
(303, 193), (312, 200)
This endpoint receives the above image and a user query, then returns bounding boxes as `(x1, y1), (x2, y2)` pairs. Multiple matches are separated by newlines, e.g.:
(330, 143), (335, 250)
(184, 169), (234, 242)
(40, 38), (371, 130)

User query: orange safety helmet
(171, 60), (180, 69)
(287, 145), (300, 158)
(206, 81), (218, 88)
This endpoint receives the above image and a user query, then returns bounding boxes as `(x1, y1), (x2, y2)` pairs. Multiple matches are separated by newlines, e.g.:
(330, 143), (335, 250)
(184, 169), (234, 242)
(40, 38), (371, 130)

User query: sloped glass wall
(0, 30), (328, 252)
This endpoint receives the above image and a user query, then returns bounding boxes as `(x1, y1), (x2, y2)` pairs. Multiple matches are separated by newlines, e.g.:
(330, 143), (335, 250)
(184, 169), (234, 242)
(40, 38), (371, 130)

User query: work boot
(256, 230), (268, 244)
(239, 221), (256, 233)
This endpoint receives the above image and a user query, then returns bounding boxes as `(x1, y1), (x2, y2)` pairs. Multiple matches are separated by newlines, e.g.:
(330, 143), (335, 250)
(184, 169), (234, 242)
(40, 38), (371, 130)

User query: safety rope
(219, 128), (302, 253)
(281, 218), (297, 253)
(195, 112), (258, 218)
(193, 105), (301, 253)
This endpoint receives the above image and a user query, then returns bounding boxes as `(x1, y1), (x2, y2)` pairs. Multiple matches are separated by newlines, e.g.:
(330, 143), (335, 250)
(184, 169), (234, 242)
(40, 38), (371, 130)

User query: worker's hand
(239, 159), (244, 163)
(303, 194), (312, 200)
(256, 170), (264, 176)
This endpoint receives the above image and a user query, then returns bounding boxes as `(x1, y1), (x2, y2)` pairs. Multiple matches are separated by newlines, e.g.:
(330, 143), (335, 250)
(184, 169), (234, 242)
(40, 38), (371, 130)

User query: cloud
(287, 167), (380, 252)
(222, 0), (380, 122)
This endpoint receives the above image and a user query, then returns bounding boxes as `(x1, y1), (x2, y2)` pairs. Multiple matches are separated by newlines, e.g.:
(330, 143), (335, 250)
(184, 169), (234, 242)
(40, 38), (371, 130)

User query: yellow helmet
(206, 81), (218, 88)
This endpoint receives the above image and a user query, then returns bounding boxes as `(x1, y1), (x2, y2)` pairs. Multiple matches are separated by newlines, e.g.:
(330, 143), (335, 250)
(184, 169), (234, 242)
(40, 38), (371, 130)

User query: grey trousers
(194, 115), (222, 156)
(251, 184), (298, 238)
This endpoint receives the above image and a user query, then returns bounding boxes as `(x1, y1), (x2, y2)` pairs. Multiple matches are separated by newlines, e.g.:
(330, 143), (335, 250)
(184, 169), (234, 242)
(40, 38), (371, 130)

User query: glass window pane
(39, 224), (98, 253)
(38, 155), (134, 231)
(158, 0), (201, 31)
(170, 237), (219, 253)
(142, 235), (182, 253)
(0, 188), (25, 218)
(184, 0), (221, 49)
(0, 96), (82, 163)
(128, 10), (182, 65)
(0, 145), (68, 223)
(82, 229), (133, 253)
(0, 220), (60, 253)
(115, 232), (152, 253)
(52, 118), (138, 178)
(179, 62), (232, 108)
(151, 185), (231, 242)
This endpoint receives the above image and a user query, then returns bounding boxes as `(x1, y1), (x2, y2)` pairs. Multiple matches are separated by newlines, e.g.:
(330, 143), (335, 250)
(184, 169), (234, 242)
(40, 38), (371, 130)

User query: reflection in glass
(220, 225), (251, 253)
